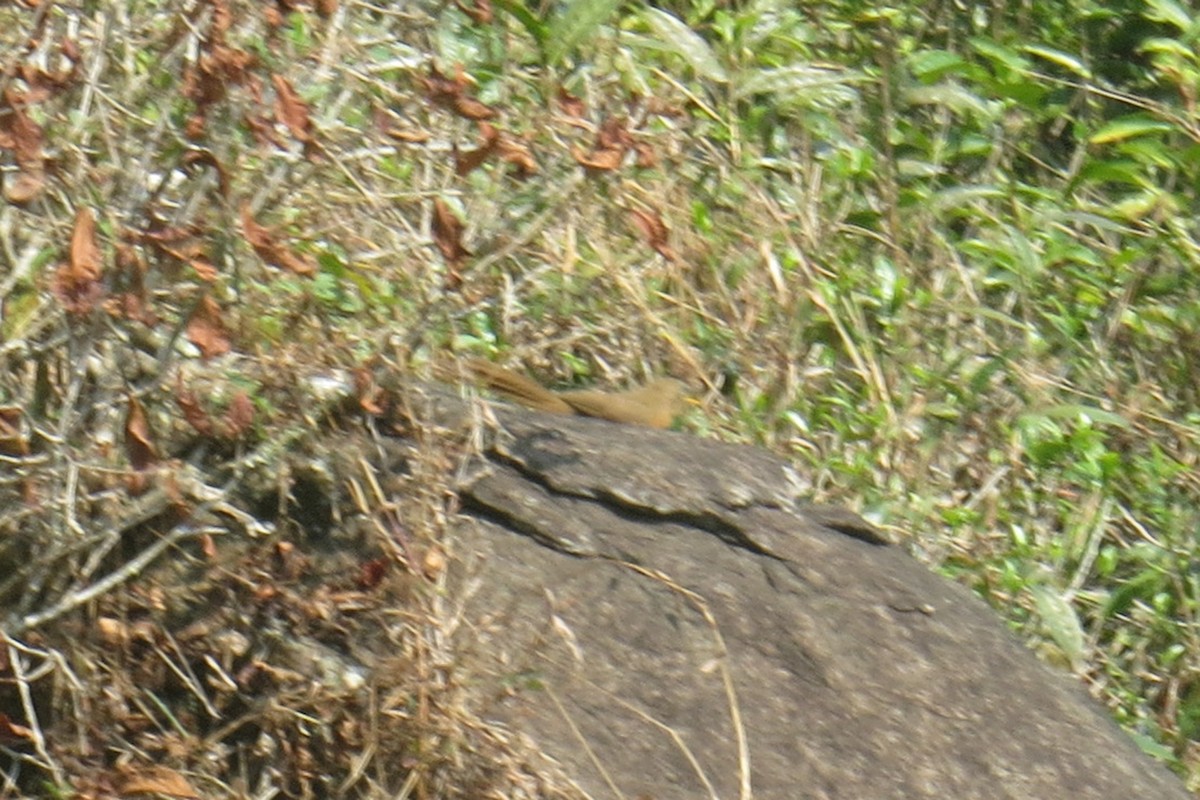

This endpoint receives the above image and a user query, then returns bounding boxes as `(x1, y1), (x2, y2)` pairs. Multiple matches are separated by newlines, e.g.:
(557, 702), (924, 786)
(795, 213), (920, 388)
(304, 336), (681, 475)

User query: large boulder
(443, 403), (1189, 800)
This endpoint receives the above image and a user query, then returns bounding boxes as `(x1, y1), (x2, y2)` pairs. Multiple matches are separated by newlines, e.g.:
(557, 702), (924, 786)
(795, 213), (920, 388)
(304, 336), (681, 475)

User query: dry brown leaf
(558, 86), (585, 117)
(452, 95), (497, 120)
(117, 765), (200, 799)
(0, 407), (28, 457)
(358, 557), (389, 589)
(422, 63), (497, 121)
(572, 145), (623, 173)
(422, 63), (469, 101)
(186, 295), (231, 359)
(175, 379), (215, 437)
(263, 3), (284, 27)
(60, 37), (80, 63)
(5, 170), (44, 204)
(596, 116), (634, 150)
(454, 123), (537, 177)
(315, 0), (338, 16)
(423, 545), (447, 580)
(0, 713), (35, 746)
(181, 148), (231, 198)
(243, 110), (285, 148)
(223, 391), (255, 438)
(124, 396), (159, 473)
(629, 207), (678, 262)
(104, 243), (159, 325)
(272, 74), (313, 144)
(431, 198), (470, 277)
(573, 116), (639, 174)
(496, 132), (538, 178)
(0, 90), (47, 203)
(385, 126), (431, 143)
(211, 0), (233, 36)
(70, 207), (102, 276)
(52, 207), (105, 314)
(454, 122), (500, 175)
(240, 204), (318, 276)
(634, 140), (658, 168)
(455, 0), (493, 24)
(18, 60), (77, 103)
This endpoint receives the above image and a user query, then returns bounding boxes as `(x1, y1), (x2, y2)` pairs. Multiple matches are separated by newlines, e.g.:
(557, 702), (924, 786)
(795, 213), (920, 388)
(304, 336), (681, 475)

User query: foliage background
(1, 0), (1198, 794)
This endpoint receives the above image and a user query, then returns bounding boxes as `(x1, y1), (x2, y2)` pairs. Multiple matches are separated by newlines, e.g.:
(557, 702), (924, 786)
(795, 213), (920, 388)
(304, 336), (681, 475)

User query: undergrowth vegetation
(1, 0), (1198, 794)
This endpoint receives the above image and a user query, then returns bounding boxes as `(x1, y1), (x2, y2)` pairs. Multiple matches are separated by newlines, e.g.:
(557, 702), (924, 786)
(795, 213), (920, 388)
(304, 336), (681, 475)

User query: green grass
(2, 0), (1199, 792)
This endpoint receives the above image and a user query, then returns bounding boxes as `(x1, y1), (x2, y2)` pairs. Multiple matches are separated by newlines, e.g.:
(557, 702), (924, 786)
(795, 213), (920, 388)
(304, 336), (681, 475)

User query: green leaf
(1110, 189), (1173, 221)
(928, 184), (1006, 214)
(1022, 45), (1092, 78)
(1129, 731), (1179, 763)
(737, 64), (862, 108)
(1038, 403), (1132, 429)
(1090, 117), (1176, 144)
(969, 38), (1030, 73)
(907, 49), (967, 80)
(1031, 584), (1086, 671)
(494, 0), (549, 48)
(904, 83), (996, 118)
(1139, 36), (1199, 60)
(1077, 158), (1149, 186)
(1142, 0), (1195, 32)
(545, 0), (623, 66)
(643, 7), (728, 83)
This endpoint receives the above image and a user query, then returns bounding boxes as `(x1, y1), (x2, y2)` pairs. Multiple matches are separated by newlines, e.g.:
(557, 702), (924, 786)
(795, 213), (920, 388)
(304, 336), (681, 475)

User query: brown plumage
(466, 359), (685, 429)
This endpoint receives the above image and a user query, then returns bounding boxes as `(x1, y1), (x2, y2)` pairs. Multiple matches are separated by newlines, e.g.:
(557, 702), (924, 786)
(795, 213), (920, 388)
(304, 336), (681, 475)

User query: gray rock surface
(446, 405), (1190, 800)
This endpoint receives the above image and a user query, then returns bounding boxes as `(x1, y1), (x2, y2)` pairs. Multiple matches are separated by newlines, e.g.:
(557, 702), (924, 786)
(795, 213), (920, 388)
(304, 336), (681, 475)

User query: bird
(465, 358), (686, 429)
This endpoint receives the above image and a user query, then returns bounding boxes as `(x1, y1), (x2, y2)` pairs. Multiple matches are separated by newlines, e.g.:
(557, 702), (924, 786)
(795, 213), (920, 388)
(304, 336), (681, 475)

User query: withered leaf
(0, 713), (35, 745)
(573, 116), (638, 174)
(240, 204), (318, 276)
(0, 407), (28, 457)
(358, 557), (389, 589)
(431, 198), (470, 269)
(185, 112), (207, 140)
(186, 294), (232, 359)
(124, 396), (159, 472)
(452, 95), (497, 121)
(52, 207), (105, 314)
(181, 148), (231, 198)
(18, 60), (77, 103)
(385, 126), (431, 143)
(271, 74), (313, 144)
(422, 63), (496, 121)
(572, 144), (623, 173)
(223, 391), (255, 438)
(454, 122), (500, 176)
(455, 0), (493, 24)
(422, 63), (469, 101)
(211, 0), (233, 36)
(60, 37), (81, 63)
(105, 243), (159, 326)
(629, 207), (678, 262)
(634, 140), (658, 168)
(454, 123), (537, 178)
(5, 170), (44, 204)
(117, 765), (200, 799)
(596, 116), (634, 151)
(0, 90), (47, 203)
(175, 379), (215, 437)
(263, 4), (284, 28)
(557, 86), (585, 118)
(495, 132), (538, 178)
(243, 110), (285, 148)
